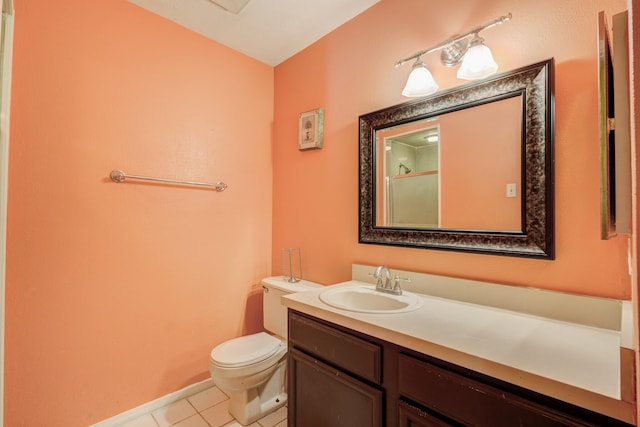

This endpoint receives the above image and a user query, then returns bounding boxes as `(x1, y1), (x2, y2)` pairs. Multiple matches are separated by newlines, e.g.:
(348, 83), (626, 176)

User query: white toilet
(209, 276), (321, 425)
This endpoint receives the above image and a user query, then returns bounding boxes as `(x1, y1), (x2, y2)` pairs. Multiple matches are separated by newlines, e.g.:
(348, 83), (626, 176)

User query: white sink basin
(319, 285), (424, 314)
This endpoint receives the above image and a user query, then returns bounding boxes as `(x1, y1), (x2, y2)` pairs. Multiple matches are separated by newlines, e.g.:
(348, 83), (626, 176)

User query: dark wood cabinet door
(288, 348), (383, 427)
(399, 400), (458, 427)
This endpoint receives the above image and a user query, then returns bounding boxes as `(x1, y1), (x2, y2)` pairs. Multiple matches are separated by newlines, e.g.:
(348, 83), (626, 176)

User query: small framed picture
(298, 108), (324, 150)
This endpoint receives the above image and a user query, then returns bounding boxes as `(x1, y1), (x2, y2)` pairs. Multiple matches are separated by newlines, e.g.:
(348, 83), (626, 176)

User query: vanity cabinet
(288, 310), (633, 427)
(288, 311), (384, 427)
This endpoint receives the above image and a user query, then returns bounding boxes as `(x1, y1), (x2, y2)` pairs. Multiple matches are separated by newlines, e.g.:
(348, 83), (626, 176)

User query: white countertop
(283, 280), (632, 423)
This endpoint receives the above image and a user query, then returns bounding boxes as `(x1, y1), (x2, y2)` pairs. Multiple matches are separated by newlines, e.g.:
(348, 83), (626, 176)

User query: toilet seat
(210, 332), (284, 368)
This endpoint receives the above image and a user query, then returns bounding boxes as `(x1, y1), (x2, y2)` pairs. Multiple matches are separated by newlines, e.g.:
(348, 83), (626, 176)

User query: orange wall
(6, 0), (273, 425)
(273, 0), (631, 298)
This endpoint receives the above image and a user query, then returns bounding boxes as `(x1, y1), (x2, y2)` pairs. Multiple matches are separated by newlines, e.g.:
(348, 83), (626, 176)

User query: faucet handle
(392, 276), (411, 294)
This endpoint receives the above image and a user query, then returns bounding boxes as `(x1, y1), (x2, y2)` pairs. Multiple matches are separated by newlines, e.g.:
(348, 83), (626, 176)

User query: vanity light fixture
(457, 33), (498, 80)
(396, 13), (511, 97)
(401, 57), (439, 97)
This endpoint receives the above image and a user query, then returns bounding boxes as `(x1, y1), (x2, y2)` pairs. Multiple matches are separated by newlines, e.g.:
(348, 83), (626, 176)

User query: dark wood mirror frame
(359, 59), (555, 259)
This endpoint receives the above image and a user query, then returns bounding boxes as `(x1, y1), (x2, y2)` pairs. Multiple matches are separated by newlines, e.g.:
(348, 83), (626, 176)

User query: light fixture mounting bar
(394, 13), (512, 68)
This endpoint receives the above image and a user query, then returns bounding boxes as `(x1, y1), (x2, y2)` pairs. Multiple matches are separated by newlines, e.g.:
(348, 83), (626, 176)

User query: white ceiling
(128, 0), (381, 66)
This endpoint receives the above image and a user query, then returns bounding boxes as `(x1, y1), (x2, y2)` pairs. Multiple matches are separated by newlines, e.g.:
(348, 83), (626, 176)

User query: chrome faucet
(373, 265), (391, 289)
(371, 265), (406, 295)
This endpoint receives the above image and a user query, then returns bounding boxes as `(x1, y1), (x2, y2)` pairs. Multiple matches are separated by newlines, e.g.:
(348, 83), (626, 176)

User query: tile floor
(117, 386), (287, 427)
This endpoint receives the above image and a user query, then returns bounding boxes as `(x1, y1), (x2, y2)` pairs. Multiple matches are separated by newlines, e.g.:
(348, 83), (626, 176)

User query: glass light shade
(457, 43), (498, 80)
(402, 61), (439, 97)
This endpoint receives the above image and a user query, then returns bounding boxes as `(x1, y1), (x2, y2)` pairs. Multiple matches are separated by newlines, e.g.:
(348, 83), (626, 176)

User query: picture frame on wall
(298, 108), (324, 150)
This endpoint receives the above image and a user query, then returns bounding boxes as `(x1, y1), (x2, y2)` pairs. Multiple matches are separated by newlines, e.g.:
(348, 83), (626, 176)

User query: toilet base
(224, 358), (287, 425)
(228, 390), (287, 426)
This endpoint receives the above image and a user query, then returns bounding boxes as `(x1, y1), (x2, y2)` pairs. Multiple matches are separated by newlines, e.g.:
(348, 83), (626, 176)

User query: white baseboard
(89, 378), (215, 427)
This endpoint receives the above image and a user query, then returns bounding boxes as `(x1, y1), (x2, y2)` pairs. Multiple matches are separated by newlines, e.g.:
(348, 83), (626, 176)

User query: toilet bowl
(209, 277), (321, 425)
(209, 332), (288, 424)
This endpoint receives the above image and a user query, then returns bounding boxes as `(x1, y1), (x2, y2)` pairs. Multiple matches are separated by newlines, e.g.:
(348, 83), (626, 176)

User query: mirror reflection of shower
(383, 122), (440, 228)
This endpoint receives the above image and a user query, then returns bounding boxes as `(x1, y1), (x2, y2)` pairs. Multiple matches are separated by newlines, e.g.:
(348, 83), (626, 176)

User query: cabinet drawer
(398, 354), (597, 427)
(289, 311), (381, 384)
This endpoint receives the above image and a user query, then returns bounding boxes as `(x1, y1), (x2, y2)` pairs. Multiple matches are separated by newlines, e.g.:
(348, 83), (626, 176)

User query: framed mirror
(359, 59), (555, 259)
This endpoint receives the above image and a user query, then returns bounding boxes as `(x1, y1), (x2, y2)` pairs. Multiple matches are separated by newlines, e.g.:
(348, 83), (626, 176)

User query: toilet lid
(211, 332), (283, 367)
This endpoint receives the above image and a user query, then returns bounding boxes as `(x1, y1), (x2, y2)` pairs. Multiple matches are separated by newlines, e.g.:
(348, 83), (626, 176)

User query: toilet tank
(262, 277), (321, 338)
